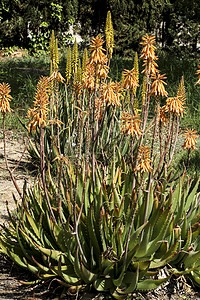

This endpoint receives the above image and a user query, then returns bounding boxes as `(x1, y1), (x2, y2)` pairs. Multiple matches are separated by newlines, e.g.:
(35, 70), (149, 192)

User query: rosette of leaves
(0, 149), (200, 299)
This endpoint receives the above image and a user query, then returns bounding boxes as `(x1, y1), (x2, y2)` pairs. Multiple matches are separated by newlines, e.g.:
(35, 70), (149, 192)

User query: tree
(0, 0), (78, 49)
(77, 0), (199, 57)
(161, 0), (200, 55)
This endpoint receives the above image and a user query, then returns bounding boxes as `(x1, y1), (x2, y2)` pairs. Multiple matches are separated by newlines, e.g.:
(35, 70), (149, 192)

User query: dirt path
(0, 131), (34, 223)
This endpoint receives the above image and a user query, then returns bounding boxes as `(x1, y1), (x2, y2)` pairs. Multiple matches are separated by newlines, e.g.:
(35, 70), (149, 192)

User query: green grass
(0, 55), (50, 110)
(0, 111), (27, 132)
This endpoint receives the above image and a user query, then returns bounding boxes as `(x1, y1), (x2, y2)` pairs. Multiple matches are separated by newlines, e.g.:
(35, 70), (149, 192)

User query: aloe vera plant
(1, 12), (200, 299)
(0, 153), (200, 299)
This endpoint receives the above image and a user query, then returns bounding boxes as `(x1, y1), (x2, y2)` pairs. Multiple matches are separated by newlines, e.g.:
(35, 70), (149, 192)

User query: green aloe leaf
(50, 219), (72, 252)
(33, 242), (66, 263)
(183, 250), (200, 268)
(87, 206), (101, 263)
(190, 271), (200, 287)
(93, 277), (114, 292)
(24, 209), (41, 240)
(52, 256), (81, 285)
(184, 179), (200, 212)
(136, 275), (171, 291)
(112, 265), (126, 287)
(0, 239), (27, 268)
(74, 249), (96, 283)
(117, 263), (139, 294)
(128, 222), (148, 250)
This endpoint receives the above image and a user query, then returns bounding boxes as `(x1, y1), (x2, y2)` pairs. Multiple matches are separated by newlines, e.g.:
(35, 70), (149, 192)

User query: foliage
(0, 0), (78, 50)
(1, 159), (200, 298)
(0, 14), (200, 298)
(78, 0), (200, 57)
(1, 1), (199, 56)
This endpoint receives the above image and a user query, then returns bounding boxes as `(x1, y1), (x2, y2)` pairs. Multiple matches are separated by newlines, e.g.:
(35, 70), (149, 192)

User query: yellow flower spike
(49, 31), (59, 71)
(141, 75), (146, 106)
(150, 73), (168, 97)
(27, 77), (50, 132)
(49, 30), (55, 63)
(165, 96), (186, 117)
(105, 11), (114, 58)
(0, 83), (12, 113)
(134, 97), (139, 112)
(177, 76), (186, 103)
(72, 38), (78, 75)
(133, 52), (139, 95)
(54, 38), (59, 70)
(122, 69), (139, 90)
(66, 45), (72, 84)
(182, 128), (198, 150)
(134, 145), (153, 173)
(121, 111), (142, 137)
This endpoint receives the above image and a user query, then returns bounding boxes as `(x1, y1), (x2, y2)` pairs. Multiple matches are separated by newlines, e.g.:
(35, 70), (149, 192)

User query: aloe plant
(1, 18), (200, 299)
(1, 152), (200, 299)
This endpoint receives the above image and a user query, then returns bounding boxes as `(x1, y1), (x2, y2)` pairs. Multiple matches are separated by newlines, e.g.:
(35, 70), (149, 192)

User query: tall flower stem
(40, 125), (57, 224)
(132, 73), (150, 190)
(144, 98), (159, 223)
(92, 68), (98, 185)
(153, 115), (175, 178)
(150, 98), (160, 160)
(168, 115), (179, 167)
(187, 148), (191, 169)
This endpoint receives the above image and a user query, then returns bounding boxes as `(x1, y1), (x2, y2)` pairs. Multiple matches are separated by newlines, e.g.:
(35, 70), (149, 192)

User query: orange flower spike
(121, 112), (142, 138)
(140, 34), (157, 60)
(151, 73), (168, 97)
(72, 81), (82, 99)
(96, 57), (109, 80)
(89, 35), (107, 65)
(49, 70), (65, 83)
(159, 106), (168, 124)
(0, 83), (12, 113)
(48, 118), (64, 127)
(100, 81), (121, 107)
(134, 145), (153, 173)
(95, 97), (104, 120)
(195, 61), (200, 86)
(27, 76), (50, 132)
(142, 58), (159, 75)
(165, 96), (186, 117)
(82, 64), (95, 91)
(114, 82), (124, 104)
(182, 128), (198, 150)
(122, 69), (139, 90)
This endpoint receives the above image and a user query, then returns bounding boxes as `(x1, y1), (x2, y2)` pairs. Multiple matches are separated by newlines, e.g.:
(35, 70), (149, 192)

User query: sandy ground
(0, 131), (34, 223)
